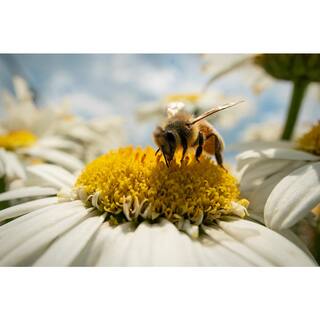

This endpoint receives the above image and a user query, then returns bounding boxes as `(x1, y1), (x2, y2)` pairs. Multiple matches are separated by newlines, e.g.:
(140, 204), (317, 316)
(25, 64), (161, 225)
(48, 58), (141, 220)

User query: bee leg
(195, 132), (204, 162)
(215, 151), (224, 168)
(155, 148), (160, 155)
(180, 135), (188, 164)
(159, 148), (169, 167)
(164, 154), (170, 167)
(214, 138), (226, 170)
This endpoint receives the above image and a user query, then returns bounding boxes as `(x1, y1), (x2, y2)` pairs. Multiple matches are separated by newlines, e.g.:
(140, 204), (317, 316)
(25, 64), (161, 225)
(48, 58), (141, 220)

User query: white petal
(34, 213), (105, 266)
(126, 221), (199, 266)
(13, 76), (34, 102)
(6, 151), (27, 180)
(37, 137), (82, 153)
(20, 146), (83, 172)
(96, 220), (203, 266)
(203, 227), (272, 266)
(95, 223), (136, 266)
(237, 148), (319, 171)
(0, 149), (26, 180)
(0, 206), (52, 236)
(73, 222), (115, 266)
(0, 202), (85, 257)
(30, 164), (77, 186)
(0, 186), (57, 202)
(0, 206), (89, 266)
(240, 159), (300, 190)
(217, 219), (315, 266)
(27, 164), (76, 189)
(0, 197), (58, 222)
(228, 140), (293, 152)
(66, 126), (101, 143)
(95, 219), (315, 266)
(32, 108), (58, 136)
(247, 161), (307, 214)
(0, 201), (83, 234)
(265, 162), (320, 230)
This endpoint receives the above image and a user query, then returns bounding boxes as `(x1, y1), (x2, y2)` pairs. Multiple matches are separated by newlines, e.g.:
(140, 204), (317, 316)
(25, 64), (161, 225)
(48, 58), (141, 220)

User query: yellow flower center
(62, 114), (75, 122)
(165, 93), (201, 104)
(75, 146), (248, 229)
(296, 122), (320, 155)
(0, 130), (37, 150)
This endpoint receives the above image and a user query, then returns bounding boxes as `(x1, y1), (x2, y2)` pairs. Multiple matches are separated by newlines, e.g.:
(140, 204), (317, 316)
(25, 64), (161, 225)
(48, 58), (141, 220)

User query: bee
(153, 100), (243, 167)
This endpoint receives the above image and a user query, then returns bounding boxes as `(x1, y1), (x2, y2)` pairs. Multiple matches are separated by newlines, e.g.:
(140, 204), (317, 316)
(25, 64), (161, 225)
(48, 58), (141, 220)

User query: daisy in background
(236, 122), (320, 234)
(240, 120), (284, 146)
(53, 101), (126, 162)
(136, 90), (253, 133)
(0, 146), (315, 266)
(202, 54), (273, 94)
(0, 77), (83, 188)
(0, 76), (126, 189)
(227, 120), (311, 154)
(203, 54), (320, 140)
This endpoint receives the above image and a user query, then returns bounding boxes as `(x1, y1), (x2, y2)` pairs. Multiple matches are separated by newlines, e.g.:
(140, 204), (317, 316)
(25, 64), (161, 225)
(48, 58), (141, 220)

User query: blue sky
(0, 54), (319, 151)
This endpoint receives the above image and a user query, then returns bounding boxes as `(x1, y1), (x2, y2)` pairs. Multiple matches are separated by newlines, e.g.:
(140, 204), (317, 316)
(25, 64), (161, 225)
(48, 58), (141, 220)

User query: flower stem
(0, 177), (8, 210)
(281, 79), (309, 140)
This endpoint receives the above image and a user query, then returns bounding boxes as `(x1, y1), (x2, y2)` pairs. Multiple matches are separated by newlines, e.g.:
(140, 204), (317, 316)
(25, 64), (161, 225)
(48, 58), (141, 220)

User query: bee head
(153, 126), (177, 167)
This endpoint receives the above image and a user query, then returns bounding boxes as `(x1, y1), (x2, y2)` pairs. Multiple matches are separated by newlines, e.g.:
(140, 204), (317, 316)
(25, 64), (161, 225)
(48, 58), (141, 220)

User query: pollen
(296, 121), (320, 155)
(0, 130), (37, 150)
(75, 146), (248, 229)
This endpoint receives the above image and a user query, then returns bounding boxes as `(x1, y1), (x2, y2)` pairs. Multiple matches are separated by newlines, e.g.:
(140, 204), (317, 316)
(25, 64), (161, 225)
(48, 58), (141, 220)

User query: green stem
(0, 176), (8, 210)
(314, 220), (320, 265)
(281, 79), (309, 140)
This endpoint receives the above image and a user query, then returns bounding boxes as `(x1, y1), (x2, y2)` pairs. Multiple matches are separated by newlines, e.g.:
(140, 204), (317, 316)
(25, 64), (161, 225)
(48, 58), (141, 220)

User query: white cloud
(135, 67), (177, 96)
(44, 70), (74, 96)
(89, 55), (184, 96)
(50, 92), (115, 119)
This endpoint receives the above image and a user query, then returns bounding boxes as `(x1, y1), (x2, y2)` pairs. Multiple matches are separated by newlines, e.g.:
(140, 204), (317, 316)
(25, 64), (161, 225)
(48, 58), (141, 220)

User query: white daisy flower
(203, 54), (320, 140)
(136, 91), (251, 131)
(136, 92), (211, 121)
(237, 122), (320, 230)
(0, 77), (83, 185)
(202, 54), (273, 94)
(203, 54), (320, 95)
(241, 120), (283, 143)
(0, 147), (315, 266)
(53, 110), (126, 163)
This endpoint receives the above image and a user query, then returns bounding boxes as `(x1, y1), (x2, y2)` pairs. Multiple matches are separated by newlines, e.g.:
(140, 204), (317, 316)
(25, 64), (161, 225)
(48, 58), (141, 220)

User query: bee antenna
(187, 100), (244, 125)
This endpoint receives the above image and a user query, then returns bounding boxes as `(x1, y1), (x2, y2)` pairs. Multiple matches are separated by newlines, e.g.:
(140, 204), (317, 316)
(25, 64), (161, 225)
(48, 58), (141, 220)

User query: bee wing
(188, 100), (244, 125)
(166, 102), (186, 118)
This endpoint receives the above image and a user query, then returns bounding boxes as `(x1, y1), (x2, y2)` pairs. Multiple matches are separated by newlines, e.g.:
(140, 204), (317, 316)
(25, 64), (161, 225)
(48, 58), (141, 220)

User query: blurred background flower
(1, 54), (318, 167)
(0, 73), (126, 174)
(0, 77), (84, 192)
(203, 54), (320, 141)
